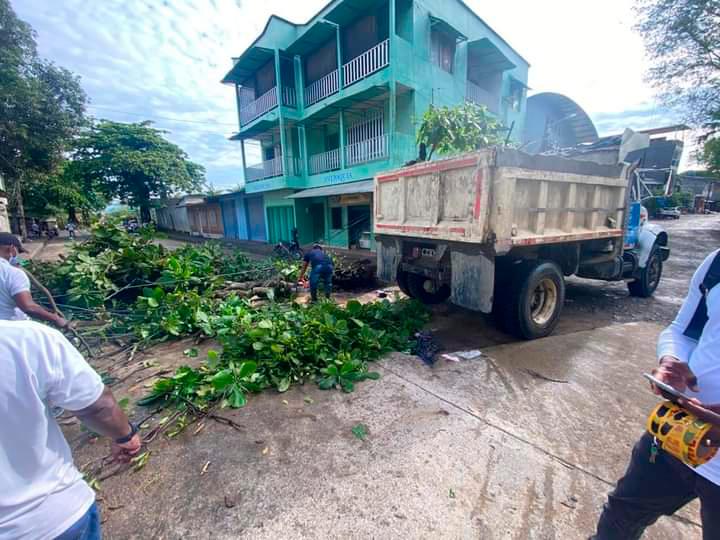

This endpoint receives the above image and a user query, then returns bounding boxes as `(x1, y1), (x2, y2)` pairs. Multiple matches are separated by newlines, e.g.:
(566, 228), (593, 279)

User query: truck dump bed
(374, 148), (628, 254)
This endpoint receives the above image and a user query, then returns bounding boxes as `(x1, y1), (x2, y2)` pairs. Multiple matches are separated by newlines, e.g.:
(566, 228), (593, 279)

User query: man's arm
(653, 251), (718, 392)
(43, 327), (140, 461)
(14, 291), (68, 328)
(71, 387), (141, 461)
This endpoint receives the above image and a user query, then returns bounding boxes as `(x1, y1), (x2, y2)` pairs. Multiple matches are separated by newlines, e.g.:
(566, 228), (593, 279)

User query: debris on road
(351, 423), (369, 440)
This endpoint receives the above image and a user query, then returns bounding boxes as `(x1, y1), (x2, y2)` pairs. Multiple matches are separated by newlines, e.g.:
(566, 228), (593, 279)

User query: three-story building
(222, 0), (529, 249)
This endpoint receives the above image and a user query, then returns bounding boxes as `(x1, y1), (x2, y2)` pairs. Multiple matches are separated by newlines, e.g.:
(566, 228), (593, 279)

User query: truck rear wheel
(628, 245), (662, 298)
(502, 261), (565, 340)
(396, 270), (413, 298)
(407, 274), (451, 305)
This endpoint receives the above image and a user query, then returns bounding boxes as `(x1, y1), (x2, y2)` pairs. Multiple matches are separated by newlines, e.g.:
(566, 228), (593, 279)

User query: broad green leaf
(211, 369), (233, 391)
(276, 377), (291, 392)
(237, 361), (257, 379)
(228, 387), (247, 408)
(252, 341), (265, 351)
(258, 319), (273, 329)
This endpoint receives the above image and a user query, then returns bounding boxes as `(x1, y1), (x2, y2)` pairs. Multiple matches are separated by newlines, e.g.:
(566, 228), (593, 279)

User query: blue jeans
(309, 264), (333, 301)
(55, 502), (100, 540)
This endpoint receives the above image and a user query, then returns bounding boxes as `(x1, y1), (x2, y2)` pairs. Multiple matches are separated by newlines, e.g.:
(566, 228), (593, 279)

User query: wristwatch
(115, 422), (139, 444)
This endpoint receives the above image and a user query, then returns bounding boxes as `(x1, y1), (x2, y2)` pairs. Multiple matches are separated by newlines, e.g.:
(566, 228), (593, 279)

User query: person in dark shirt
(298, 244), (334, 302)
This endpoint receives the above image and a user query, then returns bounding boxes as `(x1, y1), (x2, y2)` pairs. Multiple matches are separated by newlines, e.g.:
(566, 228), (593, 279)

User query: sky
(12, 0), (692, 190)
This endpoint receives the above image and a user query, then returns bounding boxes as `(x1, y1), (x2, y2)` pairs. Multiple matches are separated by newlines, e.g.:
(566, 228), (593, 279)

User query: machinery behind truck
(373, 147), (669, 340)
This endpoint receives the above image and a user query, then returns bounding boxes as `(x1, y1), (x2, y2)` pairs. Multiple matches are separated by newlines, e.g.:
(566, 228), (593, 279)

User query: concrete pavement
(96, 322), (699, 539)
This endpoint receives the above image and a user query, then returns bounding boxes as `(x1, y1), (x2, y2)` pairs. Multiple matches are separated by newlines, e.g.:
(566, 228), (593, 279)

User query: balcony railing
(343, 39), (389, 87)
(345, 133), (389, 167)
(309, 148), (341, 175)
(245, 156), (302, 182)
(466, 81), (499, 114)
(304, 70), (339, 107)
(240, 86), (297, 126)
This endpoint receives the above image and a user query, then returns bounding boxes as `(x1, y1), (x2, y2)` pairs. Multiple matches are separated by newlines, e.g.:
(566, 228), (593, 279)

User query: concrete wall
(156, 204), (191, 234)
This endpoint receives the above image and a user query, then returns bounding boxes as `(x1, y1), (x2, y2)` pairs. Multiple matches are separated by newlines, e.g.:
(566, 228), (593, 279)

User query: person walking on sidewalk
(592, 249), (720, 539)
(0, 233), (68, 328)
(298, 243), (334, 302)
(0, 320), (142, 540)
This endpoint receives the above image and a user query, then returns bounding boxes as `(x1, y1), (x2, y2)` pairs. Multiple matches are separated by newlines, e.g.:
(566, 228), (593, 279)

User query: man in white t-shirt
(0, 320), (142, 540)
(593, 250), (720, 538)
(0, 232), (67, 327)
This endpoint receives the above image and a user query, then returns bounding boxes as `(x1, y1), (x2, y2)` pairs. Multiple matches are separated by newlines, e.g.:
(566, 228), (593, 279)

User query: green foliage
(70, 120), (205, 222)
(634, 0), (720, 127)
(141, 298), (429, 410)
(0, 0), (89, 233)
(703, 137), (720, 176)
(417, 102), (506, 160)
(668, 191), (693, 208)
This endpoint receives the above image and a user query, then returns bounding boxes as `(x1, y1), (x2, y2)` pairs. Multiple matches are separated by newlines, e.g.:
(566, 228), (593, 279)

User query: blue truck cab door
(624, 201), (641, 250)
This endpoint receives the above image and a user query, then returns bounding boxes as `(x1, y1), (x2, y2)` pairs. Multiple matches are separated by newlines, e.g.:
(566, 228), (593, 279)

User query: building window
(331, 207), (343, 229)
(431, 29), (455, 73)
(506, 79), (525, 112)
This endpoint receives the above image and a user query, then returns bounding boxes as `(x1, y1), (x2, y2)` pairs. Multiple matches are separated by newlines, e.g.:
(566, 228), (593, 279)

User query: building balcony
(309, 148), (341, 175)
(466, 81), (499, 115)
(245, 155), (302, 183)
(302, 39), (390, 109)
(343, 39), (389, 88)
(240, 86), (297, 126)
(345, 133), (389, 167)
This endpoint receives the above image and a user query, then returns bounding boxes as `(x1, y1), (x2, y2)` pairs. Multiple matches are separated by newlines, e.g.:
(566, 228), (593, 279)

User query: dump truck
(374, 148), (669, 339)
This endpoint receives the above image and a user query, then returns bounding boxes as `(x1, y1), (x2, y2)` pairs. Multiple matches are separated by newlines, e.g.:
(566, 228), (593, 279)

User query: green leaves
(417, 102), (507, 160)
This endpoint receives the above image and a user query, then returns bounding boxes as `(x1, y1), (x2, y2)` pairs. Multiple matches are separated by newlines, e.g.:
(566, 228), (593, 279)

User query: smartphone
(643, 373), (690, 402)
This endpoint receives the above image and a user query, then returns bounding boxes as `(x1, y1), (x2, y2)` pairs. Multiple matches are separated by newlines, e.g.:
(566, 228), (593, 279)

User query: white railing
(240, 87), (278, 125)
(345, 133), (389, 167)
(245, 156), (284, 182)
(343, 39), (389, 87)
(466, 81), (498, 114)
(244, 156), (302, 182)
(309, 148), (341, 175)
(281, 86), (297, 108)
(304, 70), (339, 107)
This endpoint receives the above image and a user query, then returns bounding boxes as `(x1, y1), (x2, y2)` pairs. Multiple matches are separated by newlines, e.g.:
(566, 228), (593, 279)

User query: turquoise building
(221, 0), (529, 249)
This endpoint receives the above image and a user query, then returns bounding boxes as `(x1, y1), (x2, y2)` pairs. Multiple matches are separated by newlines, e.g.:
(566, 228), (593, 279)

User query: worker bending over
(298, 243), (334, 302)
(0, 233), (67, 328)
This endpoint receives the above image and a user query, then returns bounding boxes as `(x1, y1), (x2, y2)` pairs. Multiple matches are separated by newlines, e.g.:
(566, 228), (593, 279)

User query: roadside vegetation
(29, 222), (429, 433)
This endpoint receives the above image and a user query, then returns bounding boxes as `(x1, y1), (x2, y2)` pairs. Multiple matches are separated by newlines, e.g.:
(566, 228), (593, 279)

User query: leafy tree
(634, 0), (720, 126)
(703, 137), (720, 176)
(72, 121), (205, 222)
(0, 0), (88, 236)
(417, 102), (506, 160)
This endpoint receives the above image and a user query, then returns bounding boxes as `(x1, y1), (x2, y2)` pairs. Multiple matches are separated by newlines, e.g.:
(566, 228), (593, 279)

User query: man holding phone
(592, 249), (720, 539)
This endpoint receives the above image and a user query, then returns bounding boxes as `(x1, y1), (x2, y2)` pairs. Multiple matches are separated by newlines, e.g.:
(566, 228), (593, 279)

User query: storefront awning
(286, 180), (374, 199)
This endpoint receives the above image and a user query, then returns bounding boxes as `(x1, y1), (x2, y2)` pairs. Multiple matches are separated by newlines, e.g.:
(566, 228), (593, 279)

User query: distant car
(657, 206), (681, 220)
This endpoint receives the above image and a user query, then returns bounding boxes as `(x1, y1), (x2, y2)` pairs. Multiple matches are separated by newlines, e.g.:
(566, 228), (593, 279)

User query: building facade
(222, 0), (529, 249)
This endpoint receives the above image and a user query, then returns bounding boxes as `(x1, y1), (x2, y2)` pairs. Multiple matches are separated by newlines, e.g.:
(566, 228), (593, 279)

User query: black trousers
(593, 433), (720, 539)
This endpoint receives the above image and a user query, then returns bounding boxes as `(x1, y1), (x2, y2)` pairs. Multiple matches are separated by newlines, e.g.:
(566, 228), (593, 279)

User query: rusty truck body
(374, 148), (669, 339)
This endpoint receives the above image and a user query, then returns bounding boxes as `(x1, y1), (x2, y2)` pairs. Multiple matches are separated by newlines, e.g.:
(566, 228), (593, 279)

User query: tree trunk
(68, 207), (78, 224)
(14, 178), (27, 240)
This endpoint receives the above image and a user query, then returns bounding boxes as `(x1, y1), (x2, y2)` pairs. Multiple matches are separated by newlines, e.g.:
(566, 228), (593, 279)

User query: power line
(86, 104), (238, 127)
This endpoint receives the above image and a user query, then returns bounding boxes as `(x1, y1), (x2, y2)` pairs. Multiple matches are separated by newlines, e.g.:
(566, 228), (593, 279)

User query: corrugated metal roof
(286, 179), (374, 199)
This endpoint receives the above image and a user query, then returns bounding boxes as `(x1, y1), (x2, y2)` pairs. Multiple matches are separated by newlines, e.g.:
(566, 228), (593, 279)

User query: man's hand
(111, 433), (142, 463)
(651, 356), (699, 394)
(55, 316), (69, 329)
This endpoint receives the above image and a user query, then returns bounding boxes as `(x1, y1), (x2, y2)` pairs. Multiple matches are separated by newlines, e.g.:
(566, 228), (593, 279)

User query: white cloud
(12, 0), (691, 188)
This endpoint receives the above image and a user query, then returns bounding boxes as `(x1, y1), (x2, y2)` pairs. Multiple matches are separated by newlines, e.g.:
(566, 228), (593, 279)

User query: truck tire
(628, 245), (662, 298)
(396, 270), (414, 298)
(407, 274), (451, 305)
(502, 261), (565, 340)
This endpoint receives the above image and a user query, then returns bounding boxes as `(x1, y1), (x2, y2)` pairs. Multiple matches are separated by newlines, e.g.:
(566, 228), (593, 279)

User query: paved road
(68, 214), (718, 539)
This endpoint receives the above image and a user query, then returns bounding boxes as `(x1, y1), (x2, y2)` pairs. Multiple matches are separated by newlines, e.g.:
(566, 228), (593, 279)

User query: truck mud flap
(376, 238), (401, 283)
(450, 250), (495, 313)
